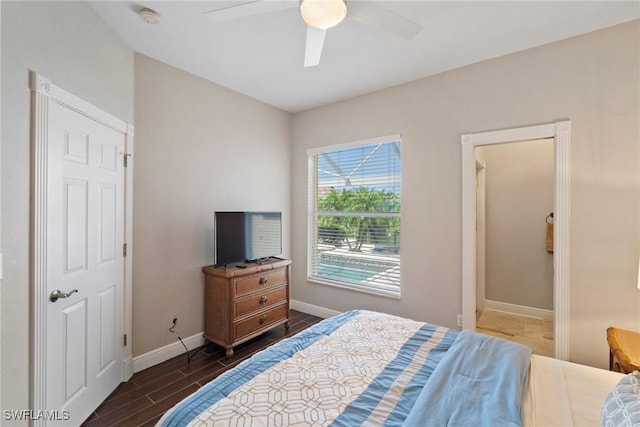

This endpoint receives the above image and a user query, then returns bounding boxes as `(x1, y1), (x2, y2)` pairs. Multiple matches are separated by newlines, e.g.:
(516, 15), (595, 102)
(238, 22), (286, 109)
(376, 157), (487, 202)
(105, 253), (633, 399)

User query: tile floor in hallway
(476, 309), (554, 357)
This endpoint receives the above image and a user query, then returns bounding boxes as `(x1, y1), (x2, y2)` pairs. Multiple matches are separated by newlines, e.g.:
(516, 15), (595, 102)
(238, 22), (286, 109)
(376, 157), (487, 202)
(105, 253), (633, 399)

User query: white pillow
(601, 370), (640, 427)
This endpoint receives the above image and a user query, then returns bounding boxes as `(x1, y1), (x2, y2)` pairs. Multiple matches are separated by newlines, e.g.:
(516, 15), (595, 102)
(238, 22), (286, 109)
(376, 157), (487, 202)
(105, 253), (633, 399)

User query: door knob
(49, 289), (78, 303)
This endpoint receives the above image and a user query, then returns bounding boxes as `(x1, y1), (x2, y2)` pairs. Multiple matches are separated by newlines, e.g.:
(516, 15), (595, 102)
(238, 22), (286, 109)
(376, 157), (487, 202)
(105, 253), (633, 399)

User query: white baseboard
(132, 332), (205, 374)
(291, 299), (340, 319)
(132, 302), (338, 374)
(484, 299), (553, 321)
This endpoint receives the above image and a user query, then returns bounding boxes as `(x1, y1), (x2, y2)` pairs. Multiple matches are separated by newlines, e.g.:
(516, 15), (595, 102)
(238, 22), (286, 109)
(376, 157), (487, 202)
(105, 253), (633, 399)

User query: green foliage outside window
(317, 188), (400, 252)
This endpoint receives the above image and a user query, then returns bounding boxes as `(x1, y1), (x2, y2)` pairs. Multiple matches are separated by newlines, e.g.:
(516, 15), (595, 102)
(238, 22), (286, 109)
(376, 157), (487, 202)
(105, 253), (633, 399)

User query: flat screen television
(214, 211), (282, 266)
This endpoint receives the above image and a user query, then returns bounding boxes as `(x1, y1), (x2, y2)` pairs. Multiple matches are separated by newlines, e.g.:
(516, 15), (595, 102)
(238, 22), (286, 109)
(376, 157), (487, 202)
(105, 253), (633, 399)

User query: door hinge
(123, 243), (128, 257)
(123, 334), (127, 346)
(123, 153), (131, 168)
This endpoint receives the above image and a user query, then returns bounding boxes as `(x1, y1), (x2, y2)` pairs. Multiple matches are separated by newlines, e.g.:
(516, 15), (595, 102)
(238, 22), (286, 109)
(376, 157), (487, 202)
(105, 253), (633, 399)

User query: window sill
(307, 276), (401, 300)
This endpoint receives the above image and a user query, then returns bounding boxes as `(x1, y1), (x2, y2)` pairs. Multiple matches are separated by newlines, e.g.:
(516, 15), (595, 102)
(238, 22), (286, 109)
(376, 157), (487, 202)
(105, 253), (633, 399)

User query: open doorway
(474, 139), (554, 357)
(461, 121), (571, 360)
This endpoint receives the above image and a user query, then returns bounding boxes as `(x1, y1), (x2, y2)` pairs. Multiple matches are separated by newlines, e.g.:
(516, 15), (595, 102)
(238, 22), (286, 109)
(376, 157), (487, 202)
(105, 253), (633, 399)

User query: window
(307, 135), (401, 297)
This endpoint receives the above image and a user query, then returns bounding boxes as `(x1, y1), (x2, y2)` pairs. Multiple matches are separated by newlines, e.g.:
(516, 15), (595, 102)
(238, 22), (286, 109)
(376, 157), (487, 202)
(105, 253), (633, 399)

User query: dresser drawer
(235, 303), (288, 340)
(234, 285), (287, 318)
(234, 268), (287, 297)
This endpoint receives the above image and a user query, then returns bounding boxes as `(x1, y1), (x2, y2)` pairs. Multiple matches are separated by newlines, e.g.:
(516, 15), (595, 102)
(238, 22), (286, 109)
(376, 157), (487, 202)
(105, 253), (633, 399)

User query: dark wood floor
(82, 310), (322, 427)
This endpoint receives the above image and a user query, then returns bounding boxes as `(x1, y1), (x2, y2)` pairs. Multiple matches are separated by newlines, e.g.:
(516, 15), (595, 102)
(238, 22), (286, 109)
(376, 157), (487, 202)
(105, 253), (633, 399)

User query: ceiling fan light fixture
(300, 0), (347, 30)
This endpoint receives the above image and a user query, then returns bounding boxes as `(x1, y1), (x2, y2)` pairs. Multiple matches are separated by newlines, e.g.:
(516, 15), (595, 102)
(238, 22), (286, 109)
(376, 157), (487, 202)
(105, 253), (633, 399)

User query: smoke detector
(140, 8), (161, 24)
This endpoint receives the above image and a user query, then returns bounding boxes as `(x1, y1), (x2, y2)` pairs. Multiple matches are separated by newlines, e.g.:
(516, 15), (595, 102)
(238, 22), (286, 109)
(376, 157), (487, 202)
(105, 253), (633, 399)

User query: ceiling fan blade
(204, 1), (296, 23)
(304, 26), (327, 68)
(347, 2), (422, 40)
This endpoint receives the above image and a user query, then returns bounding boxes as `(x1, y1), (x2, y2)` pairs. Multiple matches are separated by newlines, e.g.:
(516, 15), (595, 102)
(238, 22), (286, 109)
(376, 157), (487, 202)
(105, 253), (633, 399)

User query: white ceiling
(89, 1), (640, 113)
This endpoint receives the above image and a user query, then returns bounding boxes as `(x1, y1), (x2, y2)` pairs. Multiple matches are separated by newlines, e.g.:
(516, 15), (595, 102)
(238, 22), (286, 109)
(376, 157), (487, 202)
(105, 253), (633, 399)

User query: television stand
(202, 258), (291, 357)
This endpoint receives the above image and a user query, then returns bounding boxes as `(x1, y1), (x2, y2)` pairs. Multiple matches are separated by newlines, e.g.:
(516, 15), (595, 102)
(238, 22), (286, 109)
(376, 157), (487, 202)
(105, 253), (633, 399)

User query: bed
(158, 310), (629, 426)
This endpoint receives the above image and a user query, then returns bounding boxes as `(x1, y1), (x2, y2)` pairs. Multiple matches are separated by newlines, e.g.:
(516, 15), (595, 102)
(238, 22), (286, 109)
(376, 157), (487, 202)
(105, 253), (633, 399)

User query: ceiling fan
(204, 0), (422, 67)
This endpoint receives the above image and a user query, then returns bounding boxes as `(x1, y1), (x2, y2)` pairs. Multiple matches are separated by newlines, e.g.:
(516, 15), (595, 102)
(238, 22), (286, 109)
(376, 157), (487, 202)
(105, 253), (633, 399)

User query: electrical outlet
(456, 314), (462, 328)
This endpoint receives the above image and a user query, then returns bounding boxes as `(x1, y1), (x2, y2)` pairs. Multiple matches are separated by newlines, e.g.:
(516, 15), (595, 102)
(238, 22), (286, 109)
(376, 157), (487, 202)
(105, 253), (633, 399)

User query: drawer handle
(259, 277), (268, 285)
(259, 295), (268, 304)
(259, 314), (268, 325)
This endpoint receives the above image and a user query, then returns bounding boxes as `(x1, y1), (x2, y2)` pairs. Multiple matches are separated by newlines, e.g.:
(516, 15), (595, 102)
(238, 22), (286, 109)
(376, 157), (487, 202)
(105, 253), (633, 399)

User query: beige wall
(478, 140), (554, 311)
(291, 20), (640, 368)
(1, 1), (134, 421)
(132, 54), (292, 356)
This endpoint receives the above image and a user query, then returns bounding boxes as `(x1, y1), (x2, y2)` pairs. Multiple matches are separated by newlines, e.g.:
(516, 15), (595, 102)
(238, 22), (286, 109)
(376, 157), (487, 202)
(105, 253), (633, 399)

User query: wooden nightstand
(607, 327), (640, 374)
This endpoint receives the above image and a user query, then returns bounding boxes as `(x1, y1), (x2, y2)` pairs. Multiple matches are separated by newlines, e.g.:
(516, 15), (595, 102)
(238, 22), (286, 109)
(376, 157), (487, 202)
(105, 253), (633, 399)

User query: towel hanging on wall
(546, 213), (554, 253)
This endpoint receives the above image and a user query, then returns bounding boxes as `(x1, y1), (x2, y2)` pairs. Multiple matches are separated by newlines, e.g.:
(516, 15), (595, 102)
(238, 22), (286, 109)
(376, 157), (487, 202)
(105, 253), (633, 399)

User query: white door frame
(475, 159), (486, 314)
(461, 120), (571, 360)
(30, 71), (134, 422)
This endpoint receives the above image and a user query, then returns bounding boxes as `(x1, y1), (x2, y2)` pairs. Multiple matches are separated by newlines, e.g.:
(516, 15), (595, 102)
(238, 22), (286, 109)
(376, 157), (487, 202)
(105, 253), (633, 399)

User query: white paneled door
(44, 100), (125, 425)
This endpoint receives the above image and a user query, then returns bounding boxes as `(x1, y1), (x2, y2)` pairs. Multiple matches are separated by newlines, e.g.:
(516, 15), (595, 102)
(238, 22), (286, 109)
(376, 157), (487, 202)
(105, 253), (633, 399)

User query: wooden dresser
(202, 258), (291, 357)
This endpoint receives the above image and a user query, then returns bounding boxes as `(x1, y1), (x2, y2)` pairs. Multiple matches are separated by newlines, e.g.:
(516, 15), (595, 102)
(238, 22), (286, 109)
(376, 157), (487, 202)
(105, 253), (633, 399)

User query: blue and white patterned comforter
(157, 310), (530, 427)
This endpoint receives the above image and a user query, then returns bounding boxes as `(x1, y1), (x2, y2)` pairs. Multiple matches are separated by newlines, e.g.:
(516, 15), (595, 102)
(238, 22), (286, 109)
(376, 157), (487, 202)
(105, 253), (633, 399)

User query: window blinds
(308, 138), (401, 296)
